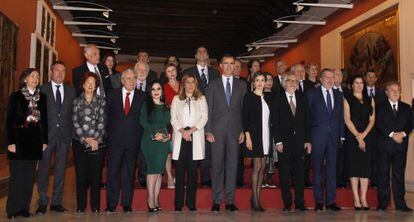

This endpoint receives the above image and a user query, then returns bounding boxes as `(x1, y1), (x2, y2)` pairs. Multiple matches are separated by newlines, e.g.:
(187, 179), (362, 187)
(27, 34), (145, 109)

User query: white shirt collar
(86, 62), (98, 72)
(222, 75), (233, 89)
(388, 99), (398, 109)
(197, 64), (208, 73)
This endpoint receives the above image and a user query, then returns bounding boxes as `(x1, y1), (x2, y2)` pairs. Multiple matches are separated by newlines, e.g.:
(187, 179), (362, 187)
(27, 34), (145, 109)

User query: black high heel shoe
(354, 200), (362, 211)
(147, 203), (158, 213)
(155, 206), (162, 211)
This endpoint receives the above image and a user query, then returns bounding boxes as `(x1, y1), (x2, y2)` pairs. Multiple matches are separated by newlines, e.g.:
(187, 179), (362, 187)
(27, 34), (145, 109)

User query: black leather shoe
(295, 205), (308, 211)
(155, 206), (162, 212)
(76, 209), (85, 214)
(19, 210), (33, 218)
(36, 205), (47, 215)
(50, 205), (67, 212)
(123, 206), (132, 213)
(236, 182), (246, 187)
(105, 207), (116, 213)
(315, 203), (324, 211)
(282, 207), (291, 212)
(396, 206), (413, 212)
(92, 208), (100, 213)
(201, 180), (212, 187)
(326, 203), (342, 211)
(174, 207), (182, 212)
(304, 181), (313, 188)
(188, 207), (197, 211)
(377, 206), (387, 211)
(7, 213), (17, 219)
(225, 204), (239, 212)
(211, 204), (220, 212)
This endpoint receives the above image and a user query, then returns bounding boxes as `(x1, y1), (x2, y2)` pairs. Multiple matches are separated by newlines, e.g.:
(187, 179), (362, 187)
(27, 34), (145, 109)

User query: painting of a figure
(342, 6), (398, 88)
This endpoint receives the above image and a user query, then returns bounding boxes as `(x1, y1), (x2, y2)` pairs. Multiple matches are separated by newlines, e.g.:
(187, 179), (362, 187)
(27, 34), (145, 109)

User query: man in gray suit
(36, 61), (75, 215)
(205, 54), (247, 212)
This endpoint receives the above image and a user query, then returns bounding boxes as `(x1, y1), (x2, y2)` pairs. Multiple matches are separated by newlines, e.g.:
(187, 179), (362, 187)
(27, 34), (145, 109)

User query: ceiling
(57, 0), (309, 59)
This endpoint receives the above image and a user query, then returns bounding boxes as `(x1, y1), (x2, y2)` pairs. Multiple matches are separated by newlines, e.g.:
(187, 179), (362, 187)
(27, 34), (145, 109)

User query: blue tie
(55, 85), (62, 113)
(225, 78), (231, 106)
(326, 89), (333, 115)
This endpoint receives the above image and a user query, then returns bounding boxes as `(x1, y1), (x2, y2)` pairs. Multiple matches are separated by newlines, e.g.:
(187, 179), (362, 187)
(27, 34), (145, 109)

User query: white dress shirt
(51, 80), (64, 103)
(137, 80), (147, 92)
(122, 87), (134, 108)
(321, 85), (335, 109)
(261, 96), (270, 155)
(87, 61), (103, 95)
(285, 91), (296, 106)
(221, 75), (233, 93)
(388, 100), (406, 138)
(367, 86), (376, 97)
(333, 85), (343, 93)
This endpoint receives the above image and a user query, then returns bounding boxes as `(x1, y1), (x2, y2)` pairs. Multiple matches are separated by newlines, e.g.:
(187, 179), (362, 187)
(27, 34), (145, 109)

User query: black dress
(344, 94), (373, 178)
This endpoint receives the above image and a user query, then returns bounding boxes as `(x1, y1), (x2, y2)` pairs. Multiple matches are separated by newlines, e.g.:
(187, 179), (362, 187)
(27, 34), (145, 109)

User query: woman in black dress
(243, 72), (271, 211)
(303, 63), (319, 92)
(6, 68), (48, 219)
(343, 75), (375, 210)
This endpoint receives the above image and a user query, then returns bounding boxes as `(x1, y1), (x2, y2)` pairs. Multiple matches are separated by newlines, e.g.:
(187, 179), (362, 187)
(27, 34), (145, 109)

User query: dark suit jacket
(40, 83), (75, 144)
(147, 69), (159, 85)
(6, 90), (48, 160)
(272, 92), (311, 152)
(272, 75), (283, 95)
(376, 100), (412, 151)
(303, 79), (318, 93)
(106, 88), (146, 150)
(363, 87), (387, 107)
(72, 63), (112, 97)
(205, 77), (247, 139)
(305, 86), (345, 148)
(182, 66), (220, 93)
(242, 91), (272, 154)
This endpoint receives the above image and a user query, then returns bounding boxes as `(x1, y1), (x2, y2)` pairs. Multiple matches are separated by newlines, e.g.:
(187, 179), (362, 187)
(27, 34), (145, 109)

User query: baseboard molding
(406, 180), (414, 192)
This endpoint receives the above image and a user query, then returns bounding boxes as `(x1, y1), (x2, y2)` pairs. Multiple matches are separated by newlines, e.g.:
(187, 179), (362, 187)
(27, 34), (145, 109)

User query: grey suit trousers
(37, 140), (70, 206)
(211, 132), (239, 205)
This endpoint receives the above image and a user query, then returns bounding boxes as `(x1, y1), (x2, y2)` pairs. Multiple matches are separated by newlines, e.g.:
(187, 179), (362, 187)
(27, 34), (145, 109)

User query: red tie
(124, 92), (131, 115)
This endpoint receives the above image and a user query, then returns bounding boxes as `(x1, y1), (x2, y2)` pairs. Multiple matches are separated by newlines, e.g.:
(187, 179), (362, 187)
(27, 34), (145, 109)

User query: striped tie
(200, 68), (207, 89)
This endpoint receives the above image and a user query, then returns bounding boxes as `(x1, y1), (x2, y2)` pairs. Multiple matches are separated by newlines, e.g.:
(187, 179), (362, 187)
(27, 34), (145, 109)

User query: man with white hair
(136, 50), (158, 84)
(105, 68), (146, 213)
(134, 62), (151, 93)
(72, 44), (111, 97)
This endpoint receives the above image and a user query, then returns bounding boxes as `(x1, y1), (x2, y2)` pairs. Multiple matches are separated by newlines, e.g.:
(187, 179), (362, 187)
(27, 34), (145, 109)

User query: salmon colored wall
(0, 0), (83, 84)
(261, 0), (388, 75)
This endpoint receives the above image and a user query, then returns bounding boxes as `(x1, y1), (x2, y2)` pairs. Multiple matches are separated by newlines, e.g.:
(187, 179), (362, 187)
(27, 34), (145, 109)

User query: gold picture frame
(341, 5), (399, 89)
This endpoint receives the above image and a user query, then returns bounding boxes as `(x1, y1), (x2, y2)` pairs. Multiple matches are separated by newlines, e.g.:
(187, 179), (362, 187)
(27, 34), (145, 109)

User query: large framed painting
(341, 5), (399, 89)
(0, 12), (19, 152)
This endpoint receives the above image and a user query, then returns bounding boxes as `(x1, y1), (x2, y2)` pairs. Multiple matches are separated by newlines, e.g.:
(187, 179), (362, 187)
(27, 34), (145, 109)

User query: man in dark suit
(332, 69), (350, 189)
(72, 44), (112, 97)
(182, 46), (220, 187)
(36, 61), (75, 214)
(363, 70), (387, 187)
(272, 60), (287, 94)
(205, 54), (247, 212)
(136, 50), (158, 84)
(272, 72), (311, 212)
(376, 81), (412, 212)
(105, 69), (146, 213)
(306, 68), (344, 211)
(234, 58), (246, 187)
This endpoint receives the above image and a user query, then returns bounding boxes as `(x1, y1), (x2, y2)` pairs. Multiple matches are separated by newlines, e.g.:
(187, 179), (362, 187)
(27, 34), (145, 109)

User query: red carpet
(96, 167), (377, 210)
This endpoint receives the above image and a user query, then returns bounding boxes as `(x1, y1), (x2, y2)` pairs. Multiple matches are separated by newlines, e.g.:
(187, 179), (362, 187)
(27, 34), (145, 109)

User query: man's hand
(304, 143), (312, 154)
(238, 132), (245, 144)
(8, 144), (16, 153)
(206, 133), (215, 143)
(276, 143), (283, 153)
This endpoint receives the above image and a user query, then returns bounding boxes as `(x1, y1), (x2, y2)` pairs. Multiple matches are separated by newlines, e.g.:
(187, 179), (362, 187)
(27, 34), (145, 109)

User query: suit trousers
(199, 140), (211, 184)
(303, 153), (312, 183)
(336, 143), (346, 186)
(174, 139), (198, 208)
(312, 135), (338, 205)
(106, 145), (138, 208)
(137, 147), (147, 185)
(377, 147), (408, 208)
(236, 143), (245, 185)
(72, 140), (104, 210)
(37, 140), (70, 206)
(278, 149), (305, 207)
(211, 132), (239, 205)
(6, 160), (37, 215)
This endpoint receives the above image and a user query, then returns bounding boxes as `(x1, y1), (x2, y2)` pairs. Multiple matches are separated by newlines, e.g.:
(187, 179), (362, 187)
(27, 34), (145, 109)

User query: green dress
(140, 103), (171, 174)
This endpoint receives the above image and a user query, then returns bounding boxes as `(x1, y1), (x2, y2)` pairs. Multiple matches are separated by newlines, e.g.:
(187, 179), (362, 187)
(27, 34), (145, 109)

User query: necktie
(326, 89), (333, 115)
(124, 92), (131, 115)
(370, 88), (374, 97)
(225, 78), (231, 106)
(289, 95), (296, 116)
(300, 81), (304, 93)
(139, 82), (144, 92)
(94, 66), (105, 97)
(392, 104), (397, 118)
(200, 68), (208, 89)
(55, 85), (62, 113)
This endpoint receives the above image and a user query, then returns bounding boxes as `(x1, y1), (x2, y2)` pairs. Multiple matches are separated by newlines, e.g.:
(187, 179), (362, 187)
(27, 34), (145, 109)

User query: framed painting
(0, 12), (19, 152)
(341, 5), (399, 89)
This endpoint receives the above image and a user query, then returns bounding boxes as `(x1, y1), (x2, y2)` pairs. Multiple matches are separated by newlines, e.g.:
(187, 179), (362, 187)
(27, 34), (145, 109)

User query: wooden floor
(0, 165), (414, 221)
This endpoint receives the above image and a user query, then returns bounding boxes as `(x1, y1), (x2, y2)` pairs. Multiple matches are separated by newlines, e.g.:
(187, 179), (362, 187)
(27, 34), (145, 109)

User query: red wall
(261, 0), (389, 75)
(0, 0), (83, 83)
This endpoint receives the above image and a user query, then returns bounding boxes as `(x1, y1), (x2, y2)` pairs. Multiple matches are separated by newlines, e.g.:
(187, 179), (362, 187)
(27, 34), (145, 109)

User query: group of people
(5, 44), (413, 219)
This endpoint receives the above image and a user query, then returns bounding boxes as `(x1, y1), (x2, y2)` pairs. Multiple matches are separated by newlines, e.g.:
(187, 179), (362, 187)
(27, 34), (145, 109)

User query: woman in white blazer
(170, 73), (208, 211)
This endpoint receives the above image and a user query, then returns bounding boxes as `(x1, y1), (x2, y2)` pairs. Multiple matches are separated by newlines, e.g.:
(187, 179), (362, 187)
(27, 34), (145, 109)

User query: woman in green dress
(140, 81), (171, 212)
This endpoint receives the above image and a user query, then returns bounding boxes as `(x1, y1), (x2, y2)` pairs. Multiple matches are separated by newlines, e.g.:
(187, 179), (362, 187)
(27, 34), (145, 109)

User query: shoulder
(399, 101), (410, 110)
(72, 63), (86, 72)
(183, 66), (197, 73)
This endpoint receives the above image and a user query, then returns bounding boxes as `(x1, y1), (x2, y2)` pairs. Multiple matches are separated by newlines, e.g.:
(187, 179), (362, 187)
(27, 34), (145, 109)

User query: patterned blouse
(72, 93), (106, 146)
